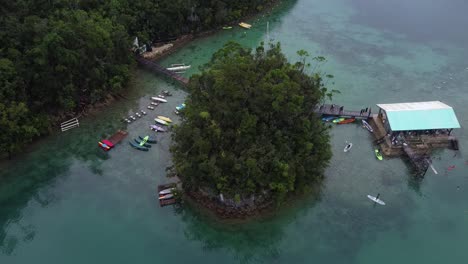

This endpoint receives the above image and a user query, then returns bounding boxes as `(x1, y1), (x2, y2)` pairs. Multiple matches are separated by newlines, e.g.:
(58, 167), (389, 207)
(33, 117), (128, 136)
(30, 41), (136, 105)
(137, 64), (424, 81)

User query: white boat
(154, 118), (168, 125)
(344, 143), (353, 152)
(151, 97), (167, 103)
(147, 106), (155, 110)
(362, 120), (374, 133)
(166, 65), (191, 71)
(159, 193), (174, 200)
(159, 188), (174, 195)
(367, 195), (385, 205)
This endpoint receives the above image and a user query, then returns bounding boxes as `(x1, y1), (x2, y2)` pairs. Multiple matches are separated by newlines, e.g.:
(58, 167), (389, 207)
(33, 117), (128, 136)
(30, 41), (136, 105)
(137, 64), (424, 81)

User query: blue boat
(176, 103), (186, 111)
(129, 141), (149, 151)
(322, 116), (335, 122)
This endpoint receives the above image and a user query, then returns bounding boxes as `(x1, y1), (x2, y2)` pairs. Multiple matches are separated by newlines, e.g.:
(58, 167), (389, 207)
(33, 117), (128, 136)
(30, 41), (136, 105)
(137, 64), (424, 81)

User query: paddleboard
(151, 97), (167, 103)
(154, 118), (169, 126)
(157, 116), (172, 123)
(375, 149), (383, 160)
(367, 195), (385, 205)
(362, 120), (374, 133)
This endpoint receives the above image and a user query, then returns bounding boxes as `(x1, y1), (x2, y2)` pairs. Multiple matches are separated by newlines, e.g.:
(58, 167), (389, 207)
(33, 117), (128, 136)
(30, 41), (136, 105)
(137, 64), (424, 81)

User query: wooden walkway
(108, 130), (128, 145)
(136, 56), (189, 85)
(314, 104), (372, 119)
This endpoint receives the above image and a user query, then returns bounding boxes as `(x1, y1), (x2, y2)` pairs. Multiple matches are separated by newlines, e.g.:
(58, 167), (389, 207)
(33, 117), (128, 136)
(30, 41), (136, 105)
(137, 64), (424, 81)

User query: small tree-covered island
(172, 42), (334, 218)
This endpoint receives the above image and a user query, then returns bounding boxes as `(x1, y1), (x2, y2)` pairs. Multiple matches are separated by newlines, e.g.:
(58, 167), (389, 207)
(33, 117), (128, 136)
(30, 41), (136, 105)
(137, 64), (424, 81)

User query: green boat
(332, 117), (345, 123)
(129, 141), (149, 151)
(134, 138), (151, 148)
(139, 135), (157, 144)
(375, 149), (383, 160)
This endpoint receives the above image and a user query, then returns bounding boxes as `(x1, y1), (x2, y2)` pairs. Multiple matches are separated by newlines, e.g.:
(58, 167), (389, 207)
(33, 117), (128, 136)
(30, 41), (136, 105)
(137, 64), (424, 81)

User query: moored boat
(158, 193), (174, 200)
(159, 188), (175, 195)
(129, 141), (149, 151)
(155, 118), (169, 126)
(150, 124), (166, 132)
(157, 116), (172, 123)
(338, 118), (355, 124)
(332, 117), (345, 123)
(175, 103), (186, 111)
(147, 106), (155, 110)
(139, 135), (157, 143)
(322, 116), (335, 122)
(134, 138), (152, 148)
(362, 120), (374, 133)
(151, 97), (167, 103)
(239, 22), (252, 29)
(375, 149), (383, 160)
(166, 65), (191, 71)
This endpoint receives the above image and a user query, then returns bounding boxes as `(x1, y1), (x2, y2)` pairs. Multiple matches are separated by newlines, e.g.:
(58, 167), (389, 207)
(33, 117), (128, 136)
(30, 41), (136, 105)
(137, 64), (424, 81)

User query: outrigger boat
(139, 135), (157, 144)
(155, 118), (169, 126)
(151, 97), (167, 103)
(150, 124), (166, 132)
(157, 116), (172, 123)
(362, 120), (374, 133)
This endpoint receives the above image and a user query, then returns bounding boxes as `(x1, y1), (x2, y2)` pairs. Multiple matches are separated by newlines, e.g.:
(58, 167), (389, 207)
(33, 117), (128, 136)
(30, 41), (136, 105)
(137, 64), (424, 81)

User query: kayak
(222, 26), (232, 30)
(375, 149), (383, 160)
(332, 117), (345, 123)
(129, 141), (149, 151)
(134, 138), (152, 148)
(239, 22), (252, 29)
(154, 118), (169, 126)
(139, 135), (157, 144)
(338, 118), (355, 124)
(367, 195), (385, 205)
(344, 143), (353, 152)
(157, 116), (172, 123)
(159, 193), (174, 200)
(151, 97), (167, 103)
(322, 116), (335, 122)
(176, 103), (186, 111)
(362, 120), (374, 133)
(150, 124), (166, 132)
(159, 188), (175, 195)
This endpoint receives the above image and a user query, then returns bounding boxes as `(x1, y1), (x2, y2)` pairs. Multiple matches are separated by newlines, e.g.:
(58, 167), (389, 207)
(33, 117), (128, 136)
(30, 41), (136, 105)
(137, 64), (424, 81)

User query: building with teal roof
(376, 101), (460, 135)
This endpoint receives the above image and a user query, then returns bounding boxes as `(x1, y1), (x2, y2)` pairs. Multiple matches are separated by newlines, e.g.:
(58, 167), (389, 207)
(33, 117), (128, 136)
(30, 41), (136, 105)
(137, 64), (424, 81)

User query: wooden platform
(136, 56), (189, 85)
(314, 104), (371, 119)
(108, 130), (128, 145)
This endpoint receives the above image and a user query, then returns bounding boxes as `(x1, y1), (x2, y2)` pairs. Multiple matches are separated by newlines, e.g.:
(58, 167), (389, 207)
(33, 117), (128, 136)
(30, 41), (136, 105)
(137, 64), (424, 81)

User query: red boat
(338, 118), (355, 124)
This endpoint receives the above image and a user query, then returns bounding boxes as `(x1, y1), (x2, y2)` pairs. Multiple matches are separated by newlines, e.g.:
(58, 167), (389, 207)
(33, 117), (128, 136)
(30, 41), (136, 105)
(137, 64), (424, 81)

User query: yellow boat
(157, 116), (172, 123)
(239, 22), (252, 29)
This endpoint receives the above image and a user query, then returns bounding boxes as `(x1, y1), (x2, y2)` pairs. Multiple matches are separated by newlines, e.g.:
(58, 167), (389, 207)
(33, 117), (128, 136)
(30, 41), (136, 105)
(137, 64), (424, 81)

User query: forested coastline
(0, 0), (275, 158)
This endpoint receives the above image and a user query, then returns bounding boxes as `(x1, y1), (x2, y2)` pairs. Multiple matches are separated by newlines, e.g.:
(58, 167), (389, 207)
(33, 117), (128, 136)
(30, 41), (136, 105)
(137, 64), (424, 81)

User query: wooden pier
(313, 104), (372, 119)
(158, 183), (178, 207)
(108, 130), (128, 145)
(136, 56), (189, 86)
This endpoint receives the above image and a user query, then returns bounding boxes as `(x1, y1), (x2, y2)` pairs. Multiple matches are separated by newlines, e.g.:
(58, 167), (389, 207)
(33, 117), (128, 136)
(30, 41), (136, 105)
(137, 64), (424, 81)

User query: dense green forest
(0, 0), (274, 158)
(172, 42), (333, 206)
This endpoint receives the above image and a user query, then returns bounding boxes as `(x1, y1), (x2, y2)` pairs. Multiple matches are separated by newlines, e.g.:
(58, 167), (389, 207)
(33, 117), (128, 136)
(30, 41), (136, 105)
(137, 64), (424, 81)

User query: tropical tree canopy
(172, 42), (333, 204)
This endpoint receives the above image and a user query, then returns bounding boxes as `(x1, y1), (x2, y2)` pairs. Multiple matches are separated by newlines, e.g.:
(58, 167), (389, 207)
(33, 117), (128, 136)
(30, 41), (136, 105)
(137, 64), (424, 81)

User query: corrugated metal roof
(377, 101), (461, 131)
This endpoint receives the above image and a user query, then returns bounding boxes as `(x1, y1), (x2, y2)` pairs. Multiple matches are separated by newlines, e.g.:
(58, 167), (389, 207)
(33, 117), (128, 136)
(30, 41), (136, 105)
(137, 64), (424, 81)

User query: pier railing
(60, 118), (79, 132)
(136, 56), (189, 85)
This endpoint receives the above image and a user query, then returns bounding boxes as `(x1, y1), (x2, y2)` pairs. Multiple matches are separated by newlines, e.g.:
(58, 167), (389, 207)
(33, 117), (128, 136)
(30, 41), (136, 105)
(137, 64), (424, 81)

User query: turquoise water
(1, 0), (468, 263)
